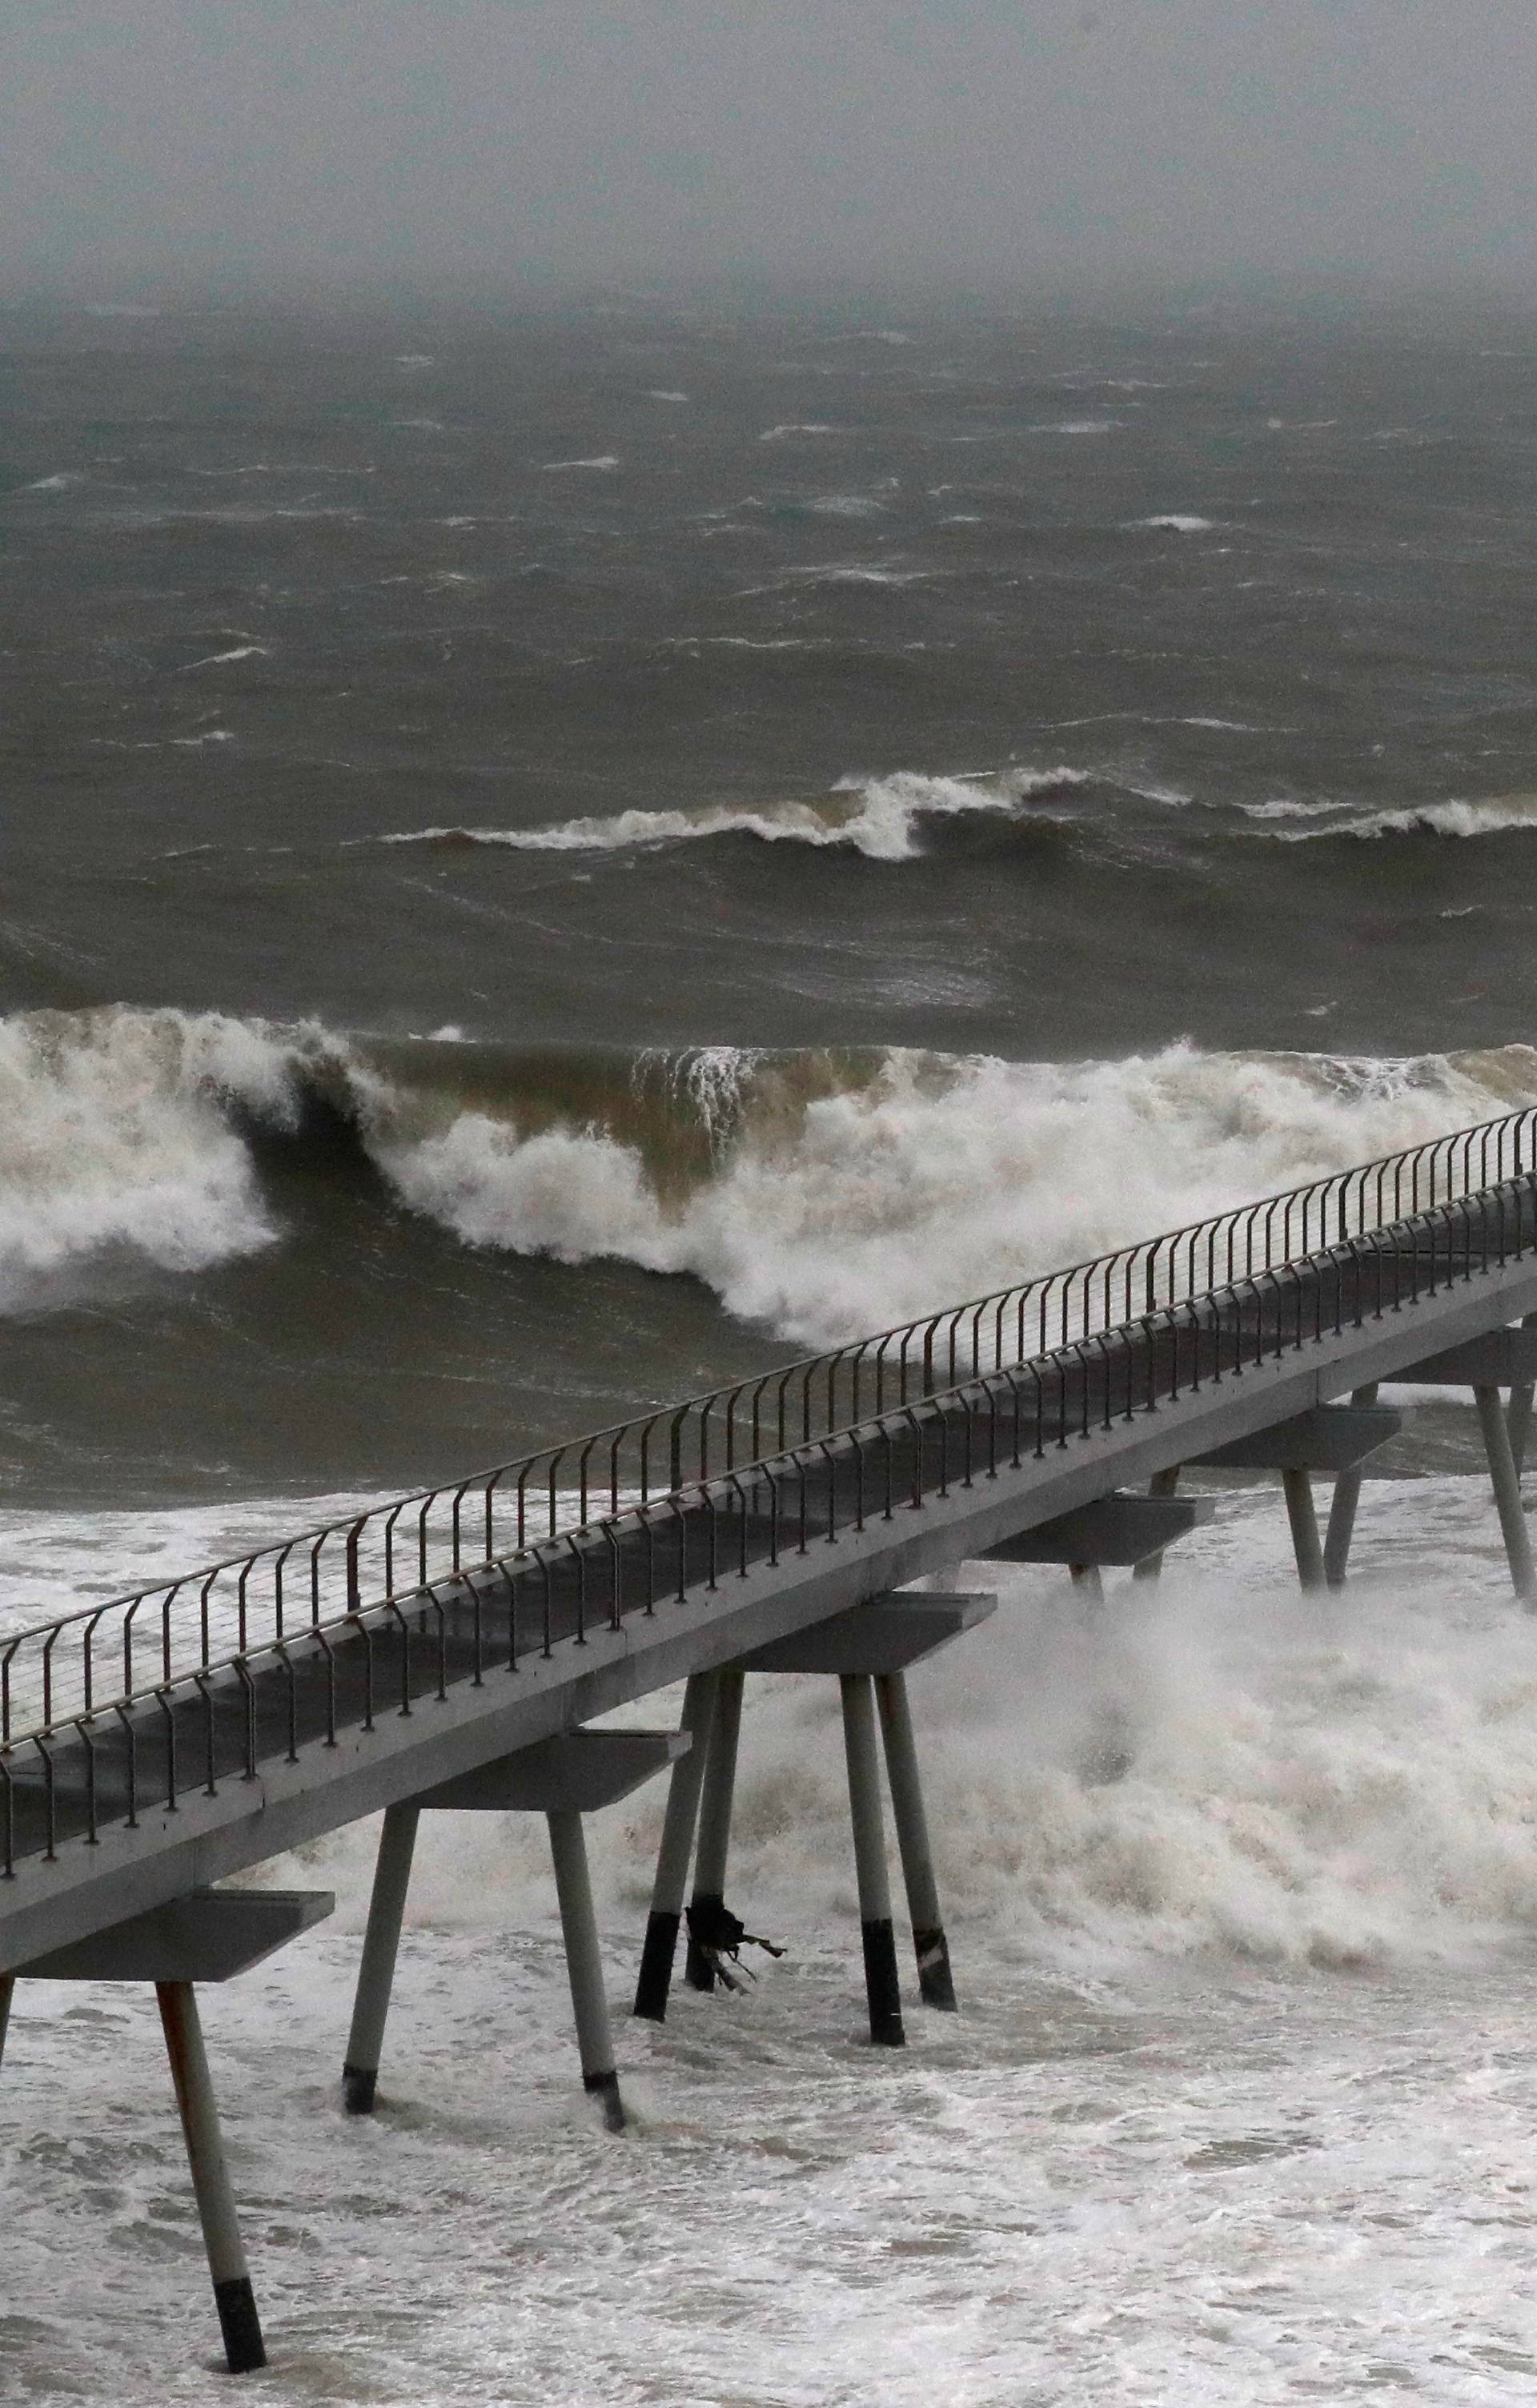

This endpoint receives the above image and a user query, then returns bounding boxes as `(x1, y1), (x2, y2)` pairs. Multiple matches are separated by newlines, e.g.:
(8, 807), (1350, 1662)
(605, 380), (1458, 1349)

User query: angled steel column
(342, 1802), (420, 2113)
(0, 1974), (13, 2069)
(1323, 1384), (1379, 1588)
(686, 1668), (744, 1992)
(1475, 1385), (1537, 1606)
(841, 1674), (905, 2046)
(546, 1810), (625, 2132)
(874, 1670), (955, 2009)
(1131, 1466), (1183, 1583)
(633, 1670), (717, 2021)
(1506, 1311), (1537, 1477)
(156, 1981), (266, 2376)
(1282, 1468), (1326, 1592)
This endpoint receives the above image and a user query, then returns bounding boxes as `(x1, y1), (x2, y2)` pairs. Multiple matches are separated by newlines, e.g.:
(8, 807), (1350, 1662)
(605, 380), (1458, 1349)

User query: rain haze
(2, 0), (1536, 291)
(10, 9), (1537, 2407)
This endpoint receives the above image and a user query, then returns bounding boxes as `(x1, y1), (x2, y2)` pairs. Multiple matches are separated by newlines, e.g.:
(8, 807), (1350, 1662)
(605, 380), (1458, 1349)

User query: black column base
(913, 1924), (957, 2011)
(633, 1908), (681, 2022)
(684, 1893), (721, 1991)
(341, 2062), (378, 2115)
(213, 2274), (267, 2375)
(861, 1918), (906, 2046)
(582, 2066), (628, 2133)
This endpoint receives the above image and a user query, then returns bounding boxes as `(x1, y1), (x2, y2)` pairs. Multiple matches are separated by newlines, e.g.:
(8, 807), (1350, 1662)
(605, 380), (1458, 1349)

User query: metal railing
(2, 1103), (1534, 1786)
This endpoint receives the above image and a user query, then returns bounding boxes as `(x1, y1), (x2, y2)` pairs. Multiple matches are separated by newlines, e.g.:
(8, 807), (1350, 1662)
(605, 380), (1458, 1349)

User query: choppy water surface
(5, 288), (1537, 2402)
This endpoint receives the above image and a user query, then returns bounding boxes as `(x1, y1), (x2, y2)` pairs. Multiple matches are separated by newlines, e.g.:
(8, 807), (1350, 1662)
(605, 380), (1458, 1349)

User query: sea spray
(219, 1478), (1537, 1973)
(0, 1006), (295, 1305)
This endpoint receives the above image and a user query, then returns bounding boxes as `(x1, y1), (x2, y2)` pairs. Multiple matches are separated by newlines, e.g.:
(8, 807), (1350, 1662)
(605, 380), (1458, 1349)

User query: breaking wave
(1259, 793), (1537, 842)
(371, 766), (1090, 864)
(1344, 795), (1537, 841)
(4, 1007), (1537, 1344)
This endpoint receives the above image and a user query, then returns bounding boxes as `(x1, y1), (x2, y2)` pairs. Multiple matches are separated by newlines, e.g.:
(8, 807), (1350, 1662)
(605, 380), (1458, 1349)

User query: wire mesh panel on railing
(1, 1103), (1534, 1759)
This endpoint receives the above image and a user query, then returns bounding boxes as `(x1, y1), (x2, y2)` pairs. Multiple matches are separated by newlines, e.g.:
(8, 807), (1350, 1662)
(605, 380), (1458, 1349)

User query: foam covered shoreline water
(10, 1483), (1537, 2408)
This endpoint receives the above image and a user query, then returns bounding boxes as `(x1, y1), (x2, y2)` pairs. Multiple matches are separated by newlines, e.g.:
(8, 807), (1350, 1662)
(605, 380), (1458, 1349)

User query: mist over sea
(6, 289), (1537, 2402)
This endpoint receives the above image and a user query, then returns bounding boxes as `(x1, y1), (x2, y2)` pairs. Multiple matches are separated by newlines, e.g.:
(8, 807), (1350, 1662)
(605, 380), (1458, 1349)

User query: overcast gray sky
(4, 2), (1535, 294)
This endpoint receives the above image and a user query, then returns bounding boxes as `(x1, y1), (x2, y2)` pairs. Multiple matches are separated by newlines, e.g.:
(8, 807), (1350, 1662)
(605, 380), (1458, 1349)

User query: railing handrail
(2, 1159), (1527, 1793)
(0, 1101), (1530, 1736)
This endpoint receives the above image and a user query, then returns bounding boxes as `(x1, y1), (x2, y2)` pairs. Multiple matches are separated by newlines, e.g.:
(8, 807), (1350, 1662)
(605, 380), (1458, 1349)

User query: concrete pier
(634, 1670), (718, 2022)
(874, 1671), (955, 2009)
(1475, 1384), (1537, 1605)
(547, 1808), (626, 2132)
(343, 1801), (420, 2113)
(158, 1980), (267, 2374)
(840, 1674), (905, 2047)
(7, 1116), (1537, 2381)
(686, 1668), (745, 1992)
(1323, 1385), (1381, 1587)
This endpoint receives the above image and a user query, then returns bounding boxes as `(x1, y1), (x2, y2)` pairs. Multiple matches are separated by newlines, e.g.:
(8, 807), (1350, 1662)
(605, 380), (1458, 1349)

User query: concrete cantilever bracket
(407, 1728), (688, 1815)
(983, 1492), (1215, 1567)
(732, 1591), (997, 1676)
(6, 1888), (334, 1984)
(1394, 1326), (1537, 1386)
(1189, 1403), (1403, 1473)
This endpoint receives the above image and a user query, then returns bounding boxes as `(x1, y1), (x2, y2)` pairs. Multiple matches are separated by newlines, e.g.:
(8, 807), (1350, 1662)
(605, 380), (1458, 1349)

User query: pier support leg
(0, 1974), (13, 2070)
(875, 1671), (954, 2010)
(1323, 1384), (1378, 1589)
(546, 1810), (626, 2133)
(156, 1981), (267, 2376)
(1475, 1385), (1537, 1607)
(686, 1668), (744, 1993)
(342, 1802), (420, 2113)
(1282, 1468), (1326, 1594)
(633, 1671), (717, 2022)
(1069, 1563), (1104, 1604)
(841, 1674), (905, 2047)
(1132, 1467), (1182, 1584)
(1507, 1312), (1537, 1479)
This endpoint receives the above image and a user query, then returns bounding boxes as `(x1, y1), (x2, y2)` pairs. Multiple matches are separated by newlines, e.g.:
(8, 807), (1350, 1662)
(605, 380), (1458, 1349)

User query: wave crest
(6, 1014), (1537, 1347)
(373, 767), (1088, 864)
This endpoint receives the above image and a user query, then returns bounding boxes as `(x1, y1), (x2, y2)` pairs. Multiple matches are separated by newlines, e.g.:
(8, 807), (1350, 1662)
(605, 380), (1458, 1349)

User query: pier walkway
(6, 1104), (1537, 2371)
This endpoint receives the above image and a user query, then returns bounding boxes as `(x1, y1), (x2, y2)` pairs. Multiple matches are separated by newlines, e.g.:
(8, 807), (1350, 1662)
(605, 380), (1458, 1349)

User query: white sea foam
(805, 493), (886, 518)
(1257, 793), (1537, 841)
(173, 642), (267, 670)
(1346, 796), (1537, 840)
(1241, 795), (1346, 821)
(540, 454), (619, 472)
(8, 1478), (1537, 2405)
(1134, 513), (1214, 532)
(9, 1019), (1537, 1361)
(758, 422), (840, 439)
(0, 1007), (297, 1309)
(371, 766), (1087, 864)
(366, 1041), (1537, 1349)
(1030, 419), (1119, 435)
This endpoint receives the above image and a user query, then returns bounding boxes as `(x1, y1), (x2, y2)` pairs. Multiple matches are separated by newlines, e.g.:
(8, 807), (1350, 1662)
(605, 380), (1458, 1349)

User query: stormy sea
(4, 286), (1537, 2402)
